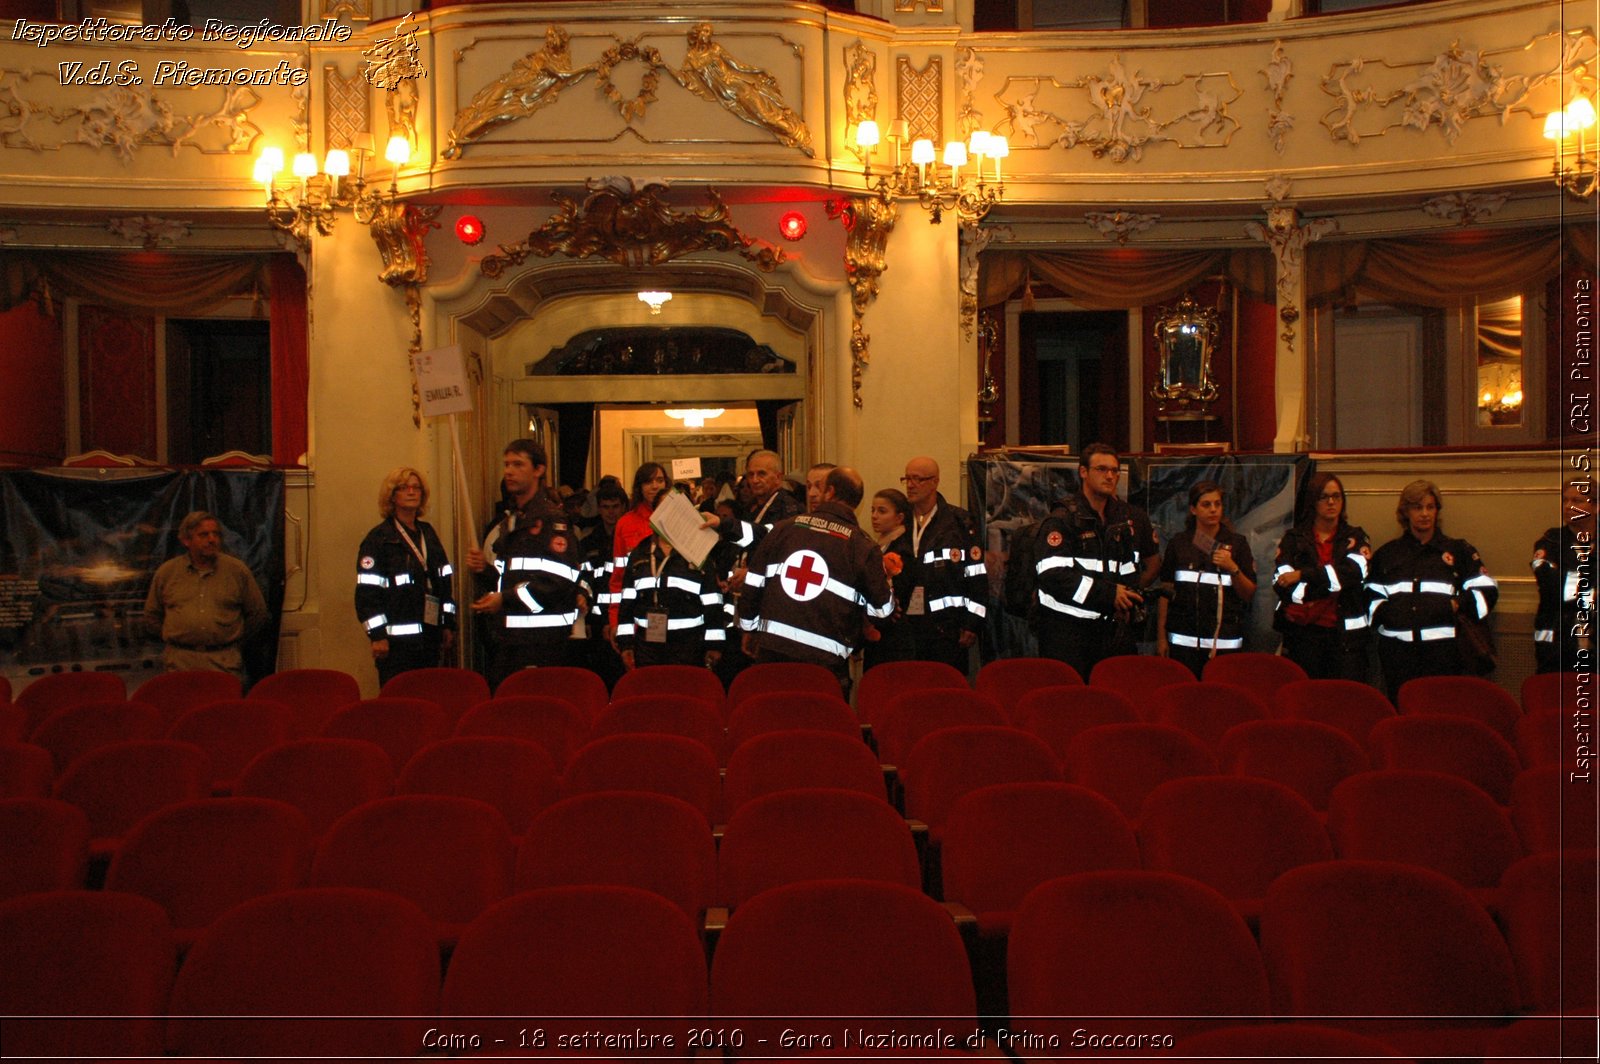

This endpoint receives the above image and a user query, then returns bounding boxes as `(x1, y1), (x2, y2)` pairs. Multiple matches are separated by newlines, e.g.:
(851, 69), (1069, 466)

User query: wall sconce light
(637, 290), (673, 314)
(854, 120), (1006, 224)
(1545, 96), (1596, 198)
(254, 132), (413, 249)
(665, 408), (724, 428)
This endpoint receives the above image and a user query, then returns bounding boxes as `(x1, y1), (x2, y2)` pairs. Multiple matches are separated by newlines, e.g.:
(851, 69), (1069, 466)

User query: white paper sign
(671, 457), (703, 481)
(413, 345), (474, 417)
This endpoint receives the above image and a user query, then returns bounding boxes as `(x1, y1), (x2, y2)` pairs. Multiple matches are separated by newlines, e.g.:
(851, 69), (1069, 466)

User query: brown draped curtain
(1305, 225), (1596, 307)
(979, 247), (1274, 311)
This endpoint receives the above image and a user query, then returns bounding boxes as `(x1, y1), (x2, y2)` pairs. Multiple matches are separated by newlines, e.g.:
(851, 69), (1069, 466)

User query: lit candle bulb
(989, 135), (1009, 182)
(911, 138), (935, 187)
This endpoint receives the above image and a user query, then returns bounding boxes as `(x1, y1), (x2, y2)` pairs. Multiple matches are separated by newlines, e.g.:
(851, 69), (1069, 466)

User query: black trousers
(1037, 617), (1118, 680)
(375, 630), (443, 688)
(488, 637), (571, 693)
(1376, 635), (1460, 702)
(1281, 623), (1370, 683)
(901, 618), (972, 678)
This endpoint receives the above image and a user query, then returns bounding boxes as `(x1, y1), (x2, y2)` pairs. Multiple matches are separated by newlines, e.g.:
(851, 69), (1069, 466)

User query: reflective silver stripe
(620, 588), (638, 602)
(700, 593), (722, 606)
(1324, 565), (1341, 592)
(734, 521), (756, 549)
(926, 595), (966, 612)
(1073, 575), (1094, 604)
(1462, 573), (1497, 590)
(509, 557), (583, 582)
(1534, 628), (1555, 643)
(1036, 556), (1075, 575)
(1344, 615), (1369, 630)
(1472, 590), (1488, 618)
(393, 573), (413, 586)
(443, 602), (456, 614)
(356, 573), (389, 587)
(706, 629), (726, 641)
(516, 584), (543, 614)
(438, 564), (454, 578)
(1418, 580), (1456, 596)
(364, 614), (388, 632)
(866, 597), (895, 619)
(1565, 572), (1582, 601)
(967, 599), (989, 619)
(738, 616), (760, 631)
(1038, 590), (1105, 620)
(744, 571), (767, 588)
(921, 549), (962, 564)
(755, 618), (851, 659)
(615, 622), (635, 636)
(1176, 571), (1232, 587)
(1348, 553), (1369, 580)
(493, 559), (505, 575)
(1291, 582), (1308, 605)
(387, 622), (424, 636)
(666, 616), (705, 630)
(1118, 561), (1138, 575)
(1531, 557), (1554, 570)
(964, 563), (986, 578)
(1073, 557), (1107, 572)
(613, 555), (629, 570)
(506, 611), (579, 628)
(1169, 633), (1243, 650)
(1274, 564), (1294, 578)
(1377, 625), (1456, 642)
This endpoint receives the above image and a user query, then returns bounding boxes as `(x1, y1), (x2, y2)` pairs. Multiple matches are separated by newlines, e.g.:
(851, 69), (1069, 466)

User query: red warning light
(779, 211), (807, 241)
(456, 215), (485, 245)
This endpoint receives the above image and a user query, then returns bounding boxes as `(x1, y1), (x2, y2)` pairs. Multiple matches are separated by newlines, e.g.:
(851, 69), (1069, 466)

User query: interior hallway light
(853, 125), (1006, 224)
(1546, 95), (1597, 199)
(637, 291), (673, 314)
(665, 408), (725, 428)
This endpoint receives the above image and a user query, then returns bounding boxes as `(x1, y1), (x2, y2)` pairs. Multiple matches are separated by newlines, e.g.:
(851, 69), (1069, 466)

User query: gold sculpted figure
(444, 26), (590, 159)
(674, 23), (814, 157)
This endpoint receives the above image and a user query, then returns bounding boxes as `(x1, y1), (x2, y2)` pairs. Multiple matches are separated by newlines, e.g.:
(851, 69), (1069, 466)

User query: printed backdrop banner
(0, 468), (285, 694)
(967, 451), (1309, 660)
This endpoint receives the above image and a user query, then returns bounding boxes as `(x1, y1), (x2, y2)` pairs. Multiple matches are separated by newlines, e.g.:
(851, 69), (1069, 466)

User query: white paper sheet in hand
(648, 491), (721, 569)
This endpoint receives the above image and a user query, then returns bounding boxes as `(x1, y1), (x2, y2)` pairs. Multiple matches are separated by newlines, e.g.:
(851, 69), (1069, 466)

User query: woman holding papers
(1156, 480), (1256, 678)
(606, 462), (670, 633)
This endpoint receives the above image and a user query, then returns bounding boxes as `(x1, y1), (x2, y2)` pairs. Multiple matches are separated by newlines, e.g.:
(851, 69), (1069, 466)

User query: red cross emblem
(779, 549), (830, 602)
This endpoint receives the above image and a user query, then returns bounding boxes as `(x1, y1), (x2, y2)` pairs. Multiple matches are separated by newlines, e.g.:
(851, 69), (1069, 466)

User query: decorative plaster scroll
(480, 177), (786, 277)
(1263, 41), (1293, 155)
(325, 66), (371, 149)
(1085, 210), (1159, 245)
(1264, 174), (1293, 202)
(1319, 29), (1597, 146)
(1245, 205), (1336, 353)
(898, 55), (942, 145)
(896, 0), (945, 10)
(845, 40), (878, 163)
(323, 0), (370, 21)
(995, 57), (1241, 163)
(826, 195), (897, 408)
(0, 75), (261, 163)
(959, 221), (1002, 338)
(956, 47), (984, 140)
(107, 214), (192, 248)
(1422, 190), (1508, 226)
(289, 55), (311, 152)
(446, 23), (813, 157)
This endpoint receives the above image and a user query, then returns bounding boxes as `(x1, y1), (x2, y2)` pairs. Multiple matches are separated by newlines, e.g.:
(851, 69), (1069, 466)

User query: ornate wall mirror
(1150, 293), (1221, 415)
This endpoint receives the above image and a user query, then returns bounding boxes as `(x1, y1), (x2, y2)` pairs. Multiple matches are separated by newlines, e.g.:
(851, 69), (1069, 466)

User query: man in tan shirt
(144, 510), (268, 676)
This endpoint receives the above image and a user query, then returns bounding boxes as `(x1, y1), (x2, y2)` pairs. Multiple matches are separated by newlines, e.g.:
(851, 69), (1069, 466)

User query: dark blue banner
(0, 467), (284, 694)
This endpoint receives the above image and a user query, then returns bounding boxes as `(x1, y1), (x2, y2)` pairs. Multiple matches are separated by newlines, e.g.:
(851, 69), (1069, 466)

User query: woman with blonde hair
(355, 466), (457, 686)
(1367, 479), (1498, 699)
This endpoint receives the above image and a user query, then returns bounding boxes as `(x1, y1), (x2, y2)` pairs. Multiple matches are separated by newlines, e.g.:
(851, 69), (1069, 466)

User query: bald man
(896, 456), (987, 674)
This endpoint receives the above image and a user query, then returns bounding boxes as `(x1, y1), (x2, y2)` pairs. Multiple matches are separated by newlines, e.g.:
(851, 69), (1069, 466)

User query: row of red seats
(4, 853), (1590, 1061)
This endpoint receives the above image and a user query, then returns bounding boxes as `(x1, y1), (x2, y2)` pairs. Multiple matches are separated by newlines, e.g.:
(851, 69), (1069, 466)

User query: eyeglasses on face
(900, 475), (936, 485)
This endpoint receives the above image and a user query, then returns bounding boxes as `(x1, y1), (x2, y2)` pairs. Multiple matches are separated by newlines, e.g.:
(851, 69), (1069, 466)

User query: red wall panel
(77, 304), (156, 459)
(0, 301), (65, 464)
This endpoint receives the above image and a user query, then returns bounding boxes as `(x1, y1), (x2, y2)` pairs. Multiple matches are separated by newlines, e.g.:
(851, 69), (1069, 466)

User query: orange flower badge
(883, 552), (904, 578)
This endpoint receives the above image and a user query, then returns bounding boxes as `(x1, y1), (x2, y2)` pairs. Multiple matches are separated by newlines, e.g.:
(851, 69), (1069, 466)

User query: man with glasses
(897, 456), (987, 674)
(1033, 443), (1159, 676)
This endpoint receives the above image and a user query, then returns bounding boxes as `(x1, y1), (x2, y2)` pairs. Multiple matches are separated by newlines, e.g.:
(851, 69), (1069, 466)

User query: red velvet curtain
(267, 257), (309, 466)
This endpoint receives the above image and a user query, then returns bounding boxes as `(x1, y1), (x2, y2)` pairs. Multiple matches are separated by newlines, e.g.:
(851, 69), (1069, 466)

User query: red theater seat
(0, 797), (91, 898)
(236, 738), (395, 836)
(723, 728), (887, 815)
(322, 696), (452, 774)
(380, 666), (491, 722)
(248, 668), (360, 739)
(560, 733), (721, 825)
(1217, 719), (1369, 811)
(396, 736), (559, 835)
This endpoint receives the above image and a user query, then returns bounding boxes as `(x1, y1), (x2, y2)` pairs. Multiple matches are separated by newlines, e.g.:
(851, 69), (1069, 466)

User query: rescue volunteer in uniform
(355, 466), (456, 686)
(614, 528), (727, 669)
(1531, 480), (1594, 674)
(1271, 471), (1372, 681)
(737, 466), (894, 683)
(467, 439), (586, 689)
(1156, 480), (1256, 677)
(1033, 443), (1159, 678)
(898, 456), (987, 674)
(1367, 478), (1498, 700)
